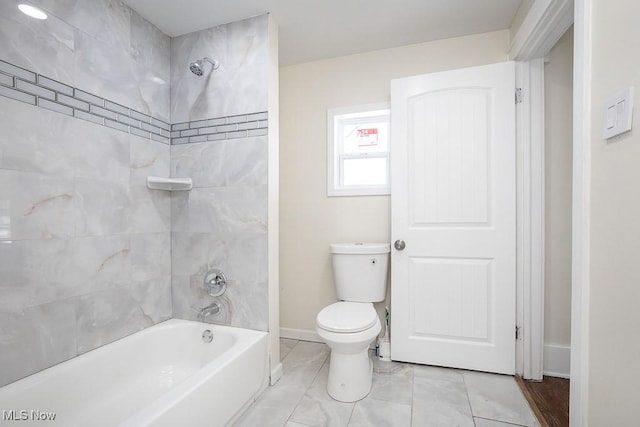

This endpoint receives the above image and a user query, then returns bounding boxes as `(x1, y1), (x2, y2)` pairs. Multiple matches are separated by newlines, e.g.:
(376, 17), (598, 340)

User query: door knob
(394, 240), (406, 251)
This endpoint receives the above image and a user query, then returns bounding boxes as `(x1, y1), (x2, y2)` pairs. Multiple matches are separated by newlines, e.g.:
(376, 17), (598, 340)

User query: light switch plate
(603, 87), (634, 139)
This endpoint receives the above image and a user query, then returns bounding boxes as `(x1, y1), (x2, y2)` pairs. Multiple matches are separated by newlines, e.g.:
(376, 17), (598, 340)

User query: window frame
(327, 102), (391, 197)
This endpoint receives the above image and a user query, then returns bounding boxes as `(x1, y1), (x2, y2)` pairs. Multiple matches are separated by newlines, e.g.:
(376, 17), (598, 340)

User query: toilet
(316, 242), (390, 402)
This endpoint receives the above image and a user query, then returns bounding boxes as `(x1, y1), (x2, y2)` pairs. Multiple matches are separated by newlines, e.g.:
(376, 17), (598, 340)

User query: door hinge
(515, 325), (522, 340)
(515, 88), (523, 104)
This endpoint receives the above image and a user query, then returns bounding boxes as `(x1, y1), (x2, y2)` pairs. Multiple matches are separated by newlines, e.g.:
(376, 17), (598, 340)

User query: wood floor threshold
(516, 375), (570, 427)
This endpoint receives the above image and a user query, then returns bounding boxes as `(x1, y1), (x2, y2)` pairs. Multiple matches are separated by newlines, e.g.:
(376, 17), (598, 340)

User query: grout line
(345, 400), (356, 426)
(461, 370), (477, 424)
(473, 416), (529, 427)
(286, 346), (330, 425)
(409, 362), (415, 426)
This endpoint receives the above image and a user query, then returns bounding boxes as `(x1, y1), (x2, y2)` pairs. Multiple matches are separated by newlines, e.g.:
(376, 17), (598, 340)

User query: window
(327, 103), (390, 196)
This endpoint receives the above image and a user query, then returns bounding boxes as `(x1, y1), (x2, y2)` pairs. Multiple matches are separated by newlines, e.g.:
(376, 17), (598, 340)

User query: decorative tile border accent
(0, 59), (268, 146)
(171, 112), (268, 145)
(0, 59), (171, 144)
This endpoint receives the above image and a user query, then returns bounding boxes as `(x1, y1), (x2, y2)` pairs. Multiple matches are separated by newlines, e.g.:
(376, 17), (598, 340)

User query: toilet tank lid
(330, 243), (390, 254)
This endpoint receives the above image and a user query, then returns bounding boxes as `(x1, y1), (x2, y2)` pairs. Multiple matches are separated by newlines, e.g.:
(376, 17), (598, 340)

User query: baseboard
(280, 327), (322, 343)
(543, 344), (571, 378)
(270, 362), (283, 385)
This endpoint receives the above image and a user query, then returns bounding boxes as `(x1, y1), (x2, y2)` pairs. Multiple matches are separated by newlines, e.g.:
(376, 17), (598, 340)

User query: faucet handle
(204, 269), (227, 297)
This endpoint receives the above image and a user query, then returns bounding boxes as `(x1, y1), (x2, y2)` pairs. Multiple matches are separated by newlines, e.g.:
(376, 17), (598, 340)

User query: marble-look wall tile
(0, 81), (131, 184)
(131, 232), (171, 282)
(170, 274), (211, 322)
(171, 275), (267, 332)
(170, 15), (268, 123)
(73, 28), (169, 121)
(0, 236), (132, 311)
(169, 14), (270, 332)
(129, 10), (171, 121)
(76, 285), (152, 354)
(170, 232), (211, 277)
(130, 130), (171, 187)
(30, 0), (132, 52)
(171, 185), (267, 234)
(171, 231), (268, 331)
(170, 135), (267, 187)
(0, 239), (76, 310)
(75, 178), (130, 236)
(68, 236), (132, 292)
(172, 232), (268, 289)
(131, 276), (172, 324)
(129, 186), (171, 234)
(216, 279), (268, 331)
(0, 299), (77, 386)
(1, 0), (170, 121)
(170, 140), (226, 187)
(0, 0), (75, 85)
(0, 170), (77, 240)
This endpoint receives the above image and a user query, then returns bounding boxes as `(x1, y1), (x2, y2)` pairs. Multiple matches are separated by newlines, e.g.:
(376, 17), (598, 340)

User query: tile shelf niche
(146, 176), (193, 191)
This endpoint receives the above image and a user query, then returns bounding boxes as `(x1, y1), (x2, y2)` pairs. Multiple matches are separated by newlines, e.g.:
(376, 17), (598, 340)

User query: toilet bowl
(316, 301), (382, 402)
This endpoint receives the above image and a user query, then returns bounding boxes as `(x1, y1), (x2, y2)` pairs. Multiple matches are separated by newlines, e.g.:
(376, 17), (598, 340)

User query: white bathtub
(0, 319), (268, 427)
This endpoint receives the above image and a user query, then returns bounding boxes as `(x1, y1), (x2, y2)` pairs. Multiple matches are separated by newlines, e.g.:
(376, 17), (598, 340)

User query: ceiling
(122, 0), (523, 66)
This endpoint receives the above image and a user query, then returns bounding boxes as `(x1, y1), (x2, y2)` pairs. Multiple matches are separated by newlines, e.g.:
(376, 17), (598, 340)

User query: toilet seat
(316, 302), (377, 333)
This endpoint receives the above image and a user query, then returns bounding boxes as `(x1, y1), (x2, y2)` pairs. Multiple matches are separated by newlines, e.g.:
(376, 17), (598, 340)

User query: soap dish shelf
(146, 176), (193, 191)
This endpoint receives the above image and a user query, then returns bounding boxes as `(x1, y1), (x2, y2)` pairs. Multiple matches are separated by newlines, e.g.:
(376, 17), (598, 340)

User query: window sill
(327, 187), (390, 197)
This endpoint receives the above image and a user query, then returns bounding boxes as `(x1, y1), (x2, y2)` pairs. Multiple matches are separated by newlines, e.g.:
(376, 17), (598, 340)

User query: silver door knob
(394, 240), (406, 251)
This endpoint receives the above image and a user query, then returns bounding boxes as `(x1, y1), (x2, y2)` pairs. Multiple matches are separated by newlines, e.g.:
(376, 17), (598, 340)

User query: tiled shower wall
(0, 2), (271, 387)
(0, 0), (172, 386)
(170, 15), (270, 331)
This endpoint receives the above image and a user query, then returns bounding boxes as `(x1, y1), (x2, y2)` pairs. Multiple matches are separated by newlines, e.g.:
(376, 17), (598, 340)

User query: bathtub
(0, 319), (268, 427)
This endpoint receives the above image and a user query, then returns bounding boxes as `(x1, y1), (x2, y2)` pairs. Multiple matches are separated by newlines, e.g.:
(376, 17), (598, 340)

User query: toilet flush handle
(394, 240), (406, 251)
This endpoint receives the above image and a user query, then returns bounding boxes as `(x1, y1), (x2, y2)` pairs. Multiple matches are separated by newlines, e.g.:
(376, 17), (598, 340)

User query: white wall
(279, 30), (509, 333)
(586, 0), (640, 424)
(544, 29), (573, 351)
(510, 0), (535, 42)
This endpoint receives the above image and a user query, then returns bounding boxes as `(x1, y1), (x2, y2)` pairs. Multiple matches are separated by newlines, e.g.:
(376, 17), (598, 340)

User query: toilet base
(326, 348), (373, 402)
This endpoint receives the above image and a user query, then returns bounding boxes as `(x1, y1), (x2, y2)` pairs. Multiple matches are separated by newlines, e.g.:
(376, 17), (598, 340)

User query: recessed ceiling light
(18, 4), (48, 20)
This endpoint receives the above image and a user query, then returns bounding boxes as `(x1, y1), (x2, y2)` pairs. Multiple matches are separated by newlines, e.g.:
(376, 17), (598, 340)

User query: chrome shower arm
(201, 57), (220, 70)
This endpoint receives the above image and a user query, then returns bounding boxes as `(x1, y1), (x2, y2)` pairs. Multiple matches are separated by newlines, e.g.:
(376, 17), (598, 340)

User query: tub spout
(198, 302), (221, 322)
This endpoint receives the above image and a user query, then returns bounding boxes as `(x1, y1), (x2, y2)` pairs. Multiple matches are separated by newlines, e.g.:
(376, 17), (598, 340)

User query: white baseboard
(543, 344), (571, 378)
(280, 327), (322, 343)
(270, 362), (283, 385)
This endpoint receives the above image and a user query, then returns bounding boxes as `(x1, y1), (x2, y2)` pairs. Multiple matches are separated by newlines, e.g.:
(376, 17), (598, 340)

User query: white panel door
(390, 62), (516, 374)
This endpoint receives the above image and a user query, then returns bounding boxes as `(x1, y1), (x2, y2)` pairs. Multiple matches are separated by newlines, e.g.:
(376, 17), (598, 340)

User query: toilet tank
(330, 243), (390, 303)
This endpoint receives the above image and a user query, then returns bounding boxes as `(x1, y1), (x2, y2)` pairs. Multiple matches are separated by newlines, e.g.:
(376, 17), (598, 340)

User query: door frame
(569, 1), (591, 425)
(514, 59), (546, 381)
(509, 0), (574, 382)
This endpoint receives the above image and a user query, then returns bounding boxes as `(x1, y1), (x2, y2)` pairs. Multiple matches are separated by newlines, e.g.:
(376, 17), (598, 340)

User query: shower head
(189, 57), (220, 76)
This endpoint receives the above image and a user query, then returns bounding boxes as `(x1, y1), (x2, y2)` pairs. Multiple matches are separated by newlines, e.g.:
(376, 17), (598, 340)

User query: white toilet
(316, 242), (390, 402)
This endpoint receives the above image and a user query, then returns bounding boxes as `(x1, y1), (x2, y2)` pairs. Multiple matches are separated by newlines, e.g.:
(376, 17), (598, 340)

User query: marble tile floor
(236, 338), (539, 427)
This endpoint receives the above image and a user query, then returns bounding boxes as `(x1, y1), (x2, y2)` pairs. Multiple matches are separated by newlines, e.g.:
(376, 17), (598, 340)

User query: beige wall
(587, 0), (640, 424)
(279, 30), (509, 332)
(544, 29), (573, 347)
